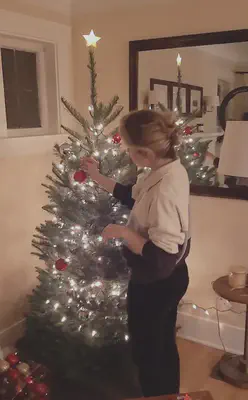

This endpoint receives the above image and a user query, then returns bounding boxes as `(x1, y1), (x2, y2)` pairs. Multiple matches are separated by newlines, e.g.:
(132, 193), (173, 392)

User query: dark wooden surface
(190, 184), (248, 201)
(213, 276), (248, 305)
(127, 390), (214, 400)
(129, 29), (248, 201)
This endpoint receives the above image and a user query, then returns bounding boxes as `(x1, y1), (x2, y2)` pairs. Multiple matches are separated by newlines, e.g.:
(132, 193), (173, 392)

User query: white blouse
(127, 159), (190, 254)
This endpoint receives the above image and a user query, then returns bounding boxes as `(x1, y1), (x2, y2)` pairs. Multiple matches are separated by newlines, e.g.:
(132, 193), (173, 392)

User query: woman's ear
(137, 148), (155, 162)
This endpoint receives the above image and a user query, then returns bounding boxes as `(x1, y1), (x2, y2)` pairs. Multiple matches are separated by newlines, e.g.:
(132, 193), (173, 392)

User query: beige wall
(73, 0), (248, 328)
(0, 6), (73, 343)
(0, 0), (71, 25)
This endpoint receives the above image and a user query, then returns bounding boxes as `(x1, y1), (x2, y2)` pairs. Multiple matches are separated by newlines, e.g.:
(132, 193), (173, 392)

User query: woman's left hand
(102, 224), (128, 243)
(102, 224), (147, 255)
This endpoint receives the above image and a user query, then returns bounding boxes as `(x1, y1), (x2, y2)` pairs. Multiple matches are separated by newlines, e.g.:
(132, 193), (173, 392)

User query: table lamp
(149, 90), (157, 107)
(218, 121), (248, 179)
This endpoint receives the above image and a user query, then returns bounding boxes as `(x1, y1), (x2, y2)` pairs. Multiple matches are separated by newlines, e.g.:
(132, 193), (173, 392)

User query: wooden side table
(126, 391), (213, 400)
(213, 275), (248, 388)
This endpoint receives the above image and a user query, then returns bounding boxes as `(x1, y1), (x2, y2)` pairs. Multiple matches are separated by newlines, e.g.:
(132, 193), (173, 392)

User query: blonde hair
(120, 109), (180, 160)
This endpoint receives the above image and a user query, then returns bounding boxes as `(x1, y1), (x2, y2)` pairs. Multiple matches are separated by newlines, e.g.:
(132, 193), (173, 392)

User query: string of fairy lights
(179, 293), (245, 353)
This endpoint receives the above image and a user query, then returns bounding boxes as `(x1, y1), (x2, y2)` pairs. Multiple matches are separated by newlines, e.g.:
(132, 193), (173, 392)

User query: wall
(73, 0), (248, 352)
(0, 7), (73, 345)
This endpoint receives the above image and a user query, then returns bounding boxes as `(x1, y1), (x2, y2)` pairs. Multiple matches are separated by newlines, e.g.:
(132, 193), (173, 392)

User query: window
(0, 35), (58, 138)
(2, 48), (41, 129)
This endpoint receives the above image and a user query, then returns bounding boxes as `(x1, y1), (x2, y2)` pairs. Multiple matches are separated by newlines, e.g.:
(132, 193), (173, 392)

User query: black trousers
(127, 262), (189, 397)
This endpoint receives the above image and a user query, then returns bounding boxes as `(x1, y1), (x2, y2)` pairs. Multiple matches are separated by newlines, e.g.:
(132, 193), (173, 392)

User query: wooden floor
(178, 339), (247, 400)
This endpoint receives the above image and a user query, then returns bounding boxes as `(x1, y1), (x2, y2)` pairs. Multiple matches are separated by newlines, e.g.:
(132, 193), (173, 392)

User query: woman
(81, 109), (190, 397)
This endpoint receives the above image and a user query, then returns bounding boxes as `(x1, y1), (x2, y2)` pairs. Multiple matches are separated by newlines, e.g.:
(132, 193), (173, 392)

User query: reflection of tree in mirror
(179, 135), (217, 185)
(158, 102), (217, 186)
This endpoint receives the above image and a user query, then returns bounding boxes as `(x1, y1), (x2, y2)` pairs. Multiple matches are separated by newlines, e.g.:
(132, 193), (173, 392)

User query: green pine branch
(103, 96), (120, 119)
(61, 97), (90, 135)
(88, 48), (97, 111)
(104, 105), (124, 127)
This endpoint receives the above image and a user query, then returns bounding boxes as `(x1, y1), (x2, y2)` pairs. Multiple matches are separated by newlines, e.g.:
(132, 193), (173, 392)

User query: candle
(177, 53), (182, 66)
(176, 53), (182, 115)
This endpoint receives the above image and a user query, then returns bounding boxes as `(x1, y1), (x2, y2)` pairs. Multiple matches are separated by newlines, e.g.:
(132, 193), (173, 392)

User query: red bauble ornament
(73, 170), (87, 183)
(55, 258), (68, 271)
(112, 133), (121, 144)
(25, 376), (34, 385)
(32, 382), (49, 396)
(6, 353), (19, 366)
(184, 126), (192, 135)
(193, 152), (199, 157)
(8, 368), (20, 380)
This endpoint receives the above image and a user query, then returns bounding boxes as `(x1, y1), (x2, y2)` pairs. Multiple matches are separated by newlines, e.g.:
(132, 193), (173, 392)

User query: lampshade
(218, 121), (248, 178)
(149, 90), (157, 105)
(204, 95), (220, 111)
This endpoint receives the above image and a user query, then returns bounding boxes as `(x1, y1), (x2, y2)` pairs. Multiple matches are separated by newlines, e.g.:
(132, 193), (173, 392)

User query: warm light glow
(177, 53), (182, 66)
(83, 30), (101, 48)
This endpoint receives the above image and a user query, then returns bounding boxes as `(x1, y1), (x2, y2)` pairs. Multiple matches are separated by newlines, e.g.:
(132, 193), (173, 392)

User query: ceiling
(17, 0), (175, 16)
(17, 0), (72, 15)
(199, 42), (248, 64)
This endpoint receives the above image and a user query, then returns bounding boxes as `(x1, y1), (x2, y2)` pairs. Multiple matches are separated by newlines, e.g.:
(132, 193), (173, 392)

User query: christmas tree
(18, 31), (136, 381)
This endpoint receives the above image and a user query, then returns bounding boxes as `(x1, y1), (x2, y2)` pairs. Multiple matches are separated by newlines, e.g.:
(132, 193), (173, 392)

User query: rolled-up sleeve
(113, 183), (135, 210)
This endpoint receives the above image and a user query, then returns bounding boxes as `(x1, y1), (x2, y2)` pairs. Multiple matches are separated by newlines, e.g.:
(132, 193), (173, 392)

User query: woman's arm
(81, 157), (116, 193)
(81, 157), (135, 210)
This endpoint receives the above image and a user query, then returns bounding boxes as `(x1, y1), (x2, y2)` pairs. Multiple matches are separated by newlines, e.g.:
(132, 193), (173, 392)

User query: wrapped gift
(0, 352), (50, 400)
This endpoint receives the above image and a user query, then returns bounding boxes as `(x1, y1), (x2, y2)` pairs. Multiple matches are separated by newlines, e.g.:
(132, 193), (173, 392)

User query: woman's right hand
(80, 157), (100, 182)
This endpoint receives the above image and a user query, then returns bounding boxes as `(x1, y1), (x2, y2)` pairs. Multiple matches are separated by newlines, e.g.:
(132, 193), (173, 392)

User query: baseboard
(177, 310), (244, 355)
(0, 319), (25, 348)
(0, 313), (244, 356)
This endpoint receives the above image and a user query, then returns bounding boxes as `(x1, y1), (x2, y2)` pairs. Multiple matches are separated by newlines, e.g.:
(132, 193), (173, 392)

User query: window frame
(0, 35), (49, 138)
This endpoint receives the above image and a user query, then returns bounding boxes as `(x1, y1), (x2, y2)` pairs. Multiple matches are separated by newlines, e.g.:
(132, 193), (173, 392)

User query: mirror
(129, 30), (248, 200)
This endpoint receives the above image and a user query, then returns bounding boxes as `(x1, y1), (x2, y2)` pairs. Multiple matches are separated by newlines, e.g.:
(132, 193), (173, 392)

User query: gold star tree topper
(83, 30), (101, 48)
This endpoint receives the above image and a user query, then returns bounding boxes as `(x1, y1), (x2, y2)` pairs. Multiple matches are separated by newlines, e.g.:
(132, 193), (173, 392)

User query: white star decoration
(83, 30), (101, 48)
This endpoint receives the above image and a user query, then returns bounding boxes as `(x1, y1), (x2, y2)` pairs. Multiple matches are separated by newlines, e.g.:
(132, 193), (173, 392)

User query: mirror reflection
(138, 42), (248, 188)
